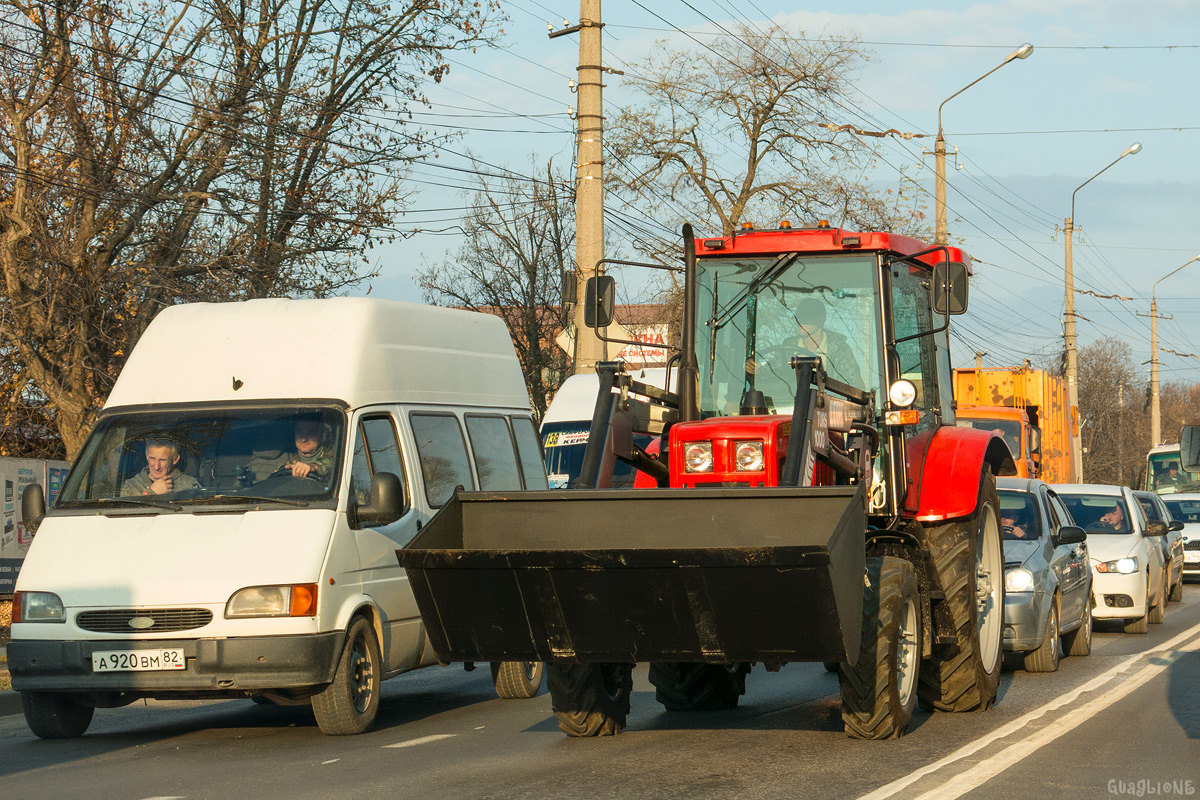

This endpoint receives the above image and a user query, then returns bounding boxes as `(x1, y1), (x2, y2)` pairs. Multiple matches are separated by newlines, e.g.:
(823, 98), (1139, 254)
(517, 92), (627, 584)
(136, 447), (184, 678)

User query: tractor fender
(910, 426), (1016, 523)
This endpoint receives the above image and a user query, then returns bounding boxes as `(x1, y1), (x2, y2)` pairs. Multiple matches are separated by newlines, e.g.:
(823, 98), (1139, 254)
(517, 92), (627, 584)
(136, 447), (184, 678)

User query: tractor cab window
(890, 265), (942, 432)
(695, 254), (884, 417)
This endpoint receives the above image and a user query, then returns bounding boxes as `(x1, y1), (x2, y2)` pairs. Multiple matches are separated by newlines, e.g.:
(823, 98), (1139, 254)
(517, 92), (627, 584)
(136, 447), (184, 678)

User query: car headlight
(1095, 557), (1139, 575)
(684, 441), (714, 473)
(1004, 568), (1035, 593)
(226, 584), (318, 618)
(13, 591), (65, 623)
(734, 440), (765, 472)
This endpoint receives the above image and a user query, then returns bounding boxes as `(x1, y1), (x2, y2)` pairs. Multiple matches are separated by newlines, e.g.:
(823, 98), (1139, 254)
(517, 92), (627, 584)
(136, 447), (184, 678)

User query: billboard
(0, 458), (71, 594)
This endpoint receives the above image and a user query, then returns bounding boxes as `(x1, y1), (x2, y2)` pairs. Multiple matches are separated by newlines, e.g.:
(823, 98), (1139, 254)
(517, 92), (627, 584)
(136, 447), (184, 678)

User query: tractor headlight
(734, 440), (765, 472)
(1096, 557), (1138, 575)
(683, 442), (714, 473)
(1004, 568), (1035, 593)
(888, 379), (917, 408)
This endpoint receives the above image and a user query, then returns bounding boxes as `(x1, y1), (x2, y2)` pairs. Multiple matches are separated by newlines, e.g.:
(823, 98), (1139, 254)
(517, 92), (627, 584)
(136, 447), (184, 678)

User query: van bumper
(7, 633), (343, 692)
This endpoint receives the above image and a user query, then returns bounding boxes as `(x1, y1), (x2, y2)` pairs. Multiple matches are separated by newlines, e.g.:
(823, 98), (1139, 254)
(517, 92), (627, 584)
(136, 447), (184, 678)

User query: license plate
(1185, 552), (1200, 564)
(92, 649), (186, 672)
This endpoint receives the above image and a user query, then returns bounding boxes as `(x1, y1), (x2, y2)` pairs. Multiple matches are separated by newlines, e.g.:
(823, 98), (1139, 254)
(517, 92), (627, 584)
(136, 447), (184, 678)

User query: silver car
(999, 478), (1093, 672)
(1134, 490), (1185, 602)
(1162, 494), (1200, 582)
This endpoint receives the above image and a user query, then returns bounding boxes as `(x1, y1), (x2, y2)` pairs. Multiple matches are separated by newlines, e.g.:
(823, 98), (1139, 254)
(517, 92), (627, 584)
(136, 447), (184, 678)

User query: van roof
(542, 368), (674, 426)
(105, 298), (531, 412)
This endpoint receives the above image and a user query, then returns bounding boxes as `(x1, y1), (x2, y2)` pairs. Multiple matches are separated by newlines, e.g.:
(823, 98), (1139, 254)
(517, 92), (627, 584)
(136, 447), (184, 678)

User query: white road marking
(140, 796), (186, 799)
(858, 620), (1200, 800)
(383, 734), (457, 749)
(322, 759), (340, 765)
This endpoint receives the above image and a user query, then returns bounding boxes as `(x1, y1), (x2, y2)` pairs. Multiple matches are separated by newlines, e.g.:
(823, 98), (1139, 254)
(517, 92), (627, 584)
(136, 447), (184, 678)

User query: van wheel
(649, 662), (749, 711)
(312, 616), (382, 735)
(22, 691), (94, 739)
(840, 556), (920, 739)
(547, 662), (632, 736)
(918, 473), (1004, 712)
(491, 661), (544, 699)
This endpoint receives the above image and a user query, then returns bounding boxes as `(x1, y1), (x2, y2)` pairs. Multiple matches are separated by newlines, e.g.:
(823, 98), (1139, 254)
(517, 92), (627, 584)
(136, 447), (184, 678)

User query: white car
(1056, 484), (1170, 634)
(1162, 494), (1200, 582)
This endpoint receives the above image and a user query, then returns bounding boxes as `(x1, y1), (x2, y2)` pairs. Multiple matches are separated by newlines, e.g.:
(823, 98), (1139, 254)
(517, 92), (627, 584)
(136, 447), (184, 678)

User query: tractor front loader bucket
(397, 484), (866, 666)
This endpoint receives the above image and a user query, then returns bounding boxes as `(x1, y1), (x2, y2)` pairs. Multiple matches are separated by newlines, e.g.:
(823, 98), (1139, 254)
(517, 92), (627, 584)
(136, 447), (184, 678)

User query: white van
(542, 368), (673, 488)
(9, 298), (548, 737)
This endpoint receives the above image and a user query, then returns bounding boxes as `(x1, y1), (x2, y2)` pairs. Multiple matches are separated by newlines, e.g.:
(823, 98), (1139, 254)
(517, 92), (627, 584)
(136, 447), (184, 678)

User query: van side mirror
(1053, 525), (1087, 546)
(932, 261), (969, 315)
(584, 275), (615, 328)
(353, 471), (404, 527)
(1181, 423), (1200, 472)
(22, 484), (46, 533)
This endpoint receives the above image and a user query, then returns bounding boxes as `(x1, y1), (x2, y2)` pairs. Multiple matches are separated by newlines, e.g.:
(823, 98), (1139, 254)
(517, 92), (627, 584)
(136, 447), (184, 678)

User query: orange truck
(953, 367), (1077, 483)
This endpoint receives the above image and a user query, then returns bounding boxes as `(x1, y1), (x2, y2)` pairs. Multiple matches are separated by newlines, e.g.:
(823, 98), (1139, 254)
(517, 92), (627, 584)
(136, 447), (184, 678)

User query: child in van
(283, 415), (334, 479)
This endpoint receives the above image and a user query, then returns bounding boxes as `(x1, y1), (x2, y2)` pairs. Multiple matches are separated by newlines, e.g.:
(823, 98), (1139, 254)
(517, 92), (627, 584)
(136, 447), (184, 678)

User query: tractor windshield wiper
(709, 253), (800, 332)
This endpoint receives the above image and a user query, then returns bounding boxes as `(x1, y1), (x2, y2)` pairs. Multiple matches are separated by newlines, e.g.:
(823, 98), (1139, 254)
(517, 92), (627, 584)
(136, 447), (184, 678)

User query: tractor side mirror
(932, 261), (969, 316)
(1180, 423), (1200, 472)
(584, 275), (616, 328)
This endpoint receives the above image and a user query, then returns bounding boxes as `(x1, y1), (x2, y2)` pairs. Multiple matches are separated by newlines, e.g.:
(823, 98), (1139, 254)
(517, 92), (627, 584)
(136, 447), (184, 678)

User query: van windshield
(57, 406), (344, 509)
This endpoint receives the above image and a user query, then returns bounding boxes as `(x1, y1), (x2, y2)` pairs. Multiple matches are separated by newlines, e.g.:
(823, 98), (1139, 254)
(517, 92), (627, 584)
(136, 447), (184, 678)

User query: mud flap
(398, 484), (866, 666)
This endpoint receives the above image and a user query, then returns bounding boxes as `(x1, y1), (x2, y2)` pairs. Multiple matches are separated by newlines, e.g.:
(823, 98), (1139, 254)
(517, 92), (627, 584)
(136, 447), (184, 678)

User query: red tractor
(399, 222), (1014, 739)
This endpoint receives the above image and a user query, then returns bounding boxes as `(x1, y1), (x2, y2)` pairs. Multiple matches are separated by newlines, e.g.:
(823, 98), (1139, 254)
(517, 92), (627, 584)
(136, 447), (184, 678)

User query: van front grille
(76, 609), (213, 633)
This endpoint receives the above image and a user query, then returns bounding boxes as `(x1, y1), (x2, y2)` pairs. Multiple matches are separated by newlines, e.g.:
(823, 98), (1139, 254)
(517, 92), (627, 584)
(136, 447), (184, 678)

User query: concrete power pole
(1063, 215), (1084, 481)
(567, 0), (606, 374)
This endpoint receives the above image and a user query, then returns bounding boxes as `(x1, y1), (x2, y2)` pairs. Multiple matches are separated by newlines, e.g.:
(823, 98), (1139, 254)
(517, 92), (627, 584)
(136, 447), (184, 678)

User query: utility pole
(552, 2), (606, 374)
(975, 350), (987, 370)
(1064, 214), (1082, 481)
(1148, 253), (1200, 445)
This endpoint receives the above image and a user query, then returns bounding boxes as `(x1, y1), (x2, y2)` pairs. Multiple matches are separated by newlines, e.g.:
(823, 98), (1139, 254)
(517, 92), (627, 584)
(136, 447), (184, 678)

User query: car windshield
(958, 418), (1021, 459)
(997, 490), (1042, 541)
(541, 422), (650, 489)
(57, 406), (344, 510)
(695, 254), (884, 417)
(1164, 497), (1200, 523)
(1058, 494), (1133, 535)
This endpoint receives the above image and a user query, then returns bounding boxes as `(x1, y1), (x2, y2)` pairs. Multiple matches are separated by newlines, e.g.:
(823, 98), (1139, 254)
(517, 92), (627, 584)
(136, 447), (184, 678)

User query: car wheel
(1023, 600), (1060, 673)
(1148, 570), (1166, 625)
(1062, 595), (1093, 657)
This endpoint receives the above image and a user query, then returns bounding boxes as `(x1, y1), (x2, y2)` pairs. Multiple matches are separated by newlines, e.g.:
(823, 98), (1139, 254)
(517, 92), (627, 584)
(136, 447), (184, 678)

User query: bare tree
(606, 22), (928, 241)
(0, 0), (499, 457)
(1077, 337), (1146, 486)
(416, 159), (572, 420)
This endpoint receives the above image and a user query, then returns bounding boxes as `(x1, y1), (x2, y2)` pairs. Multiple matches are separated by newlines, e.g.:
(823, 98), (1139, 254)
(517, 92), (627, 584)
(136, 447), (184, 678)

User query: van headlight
(13, 591), (65, 623)
(1004, 568), (1035, 593)
(684, 442), (714, 473)
(1095, 557), (1138, 574)
(734, 440), (765, 472)
(226, 584), (318, 618)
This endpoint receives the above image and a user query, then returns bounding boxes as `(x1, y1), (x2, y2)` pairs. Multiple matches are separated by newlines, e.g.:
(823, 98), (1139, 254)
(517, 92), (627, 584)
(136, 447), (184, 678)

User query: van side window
(465, 415), (523, 491)
(510, 415), (548, 490)
(349, 416), (409, 515)
(410, 412), (475, 507)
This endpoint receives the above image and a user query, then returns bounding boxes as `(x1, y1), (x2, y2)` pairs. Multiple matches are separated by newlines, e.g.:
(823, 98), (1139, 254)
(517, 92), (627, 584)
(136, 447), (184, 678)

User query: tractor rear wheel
(547, 662), (633, 736)
(649, 662), (749, 712)
(840, 556), (921, 739)
(918, 472), (1004, 712)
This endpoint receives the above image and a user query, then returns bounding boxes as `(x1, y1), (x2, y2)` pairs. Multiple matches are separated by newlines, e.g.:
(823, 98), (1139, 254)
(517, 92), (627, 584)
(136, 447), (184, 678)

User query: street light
(934, 43), (1033, 245)
(1150, 253), (1200, 445)
(1063, 142), (1142, 481)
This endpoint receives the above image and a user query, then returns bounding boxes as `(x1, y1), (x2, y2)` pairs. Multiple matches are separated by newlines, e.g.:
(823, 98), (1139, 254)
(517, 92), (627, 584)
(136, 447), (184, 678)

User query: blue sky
(363, 1), (1200, 383)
